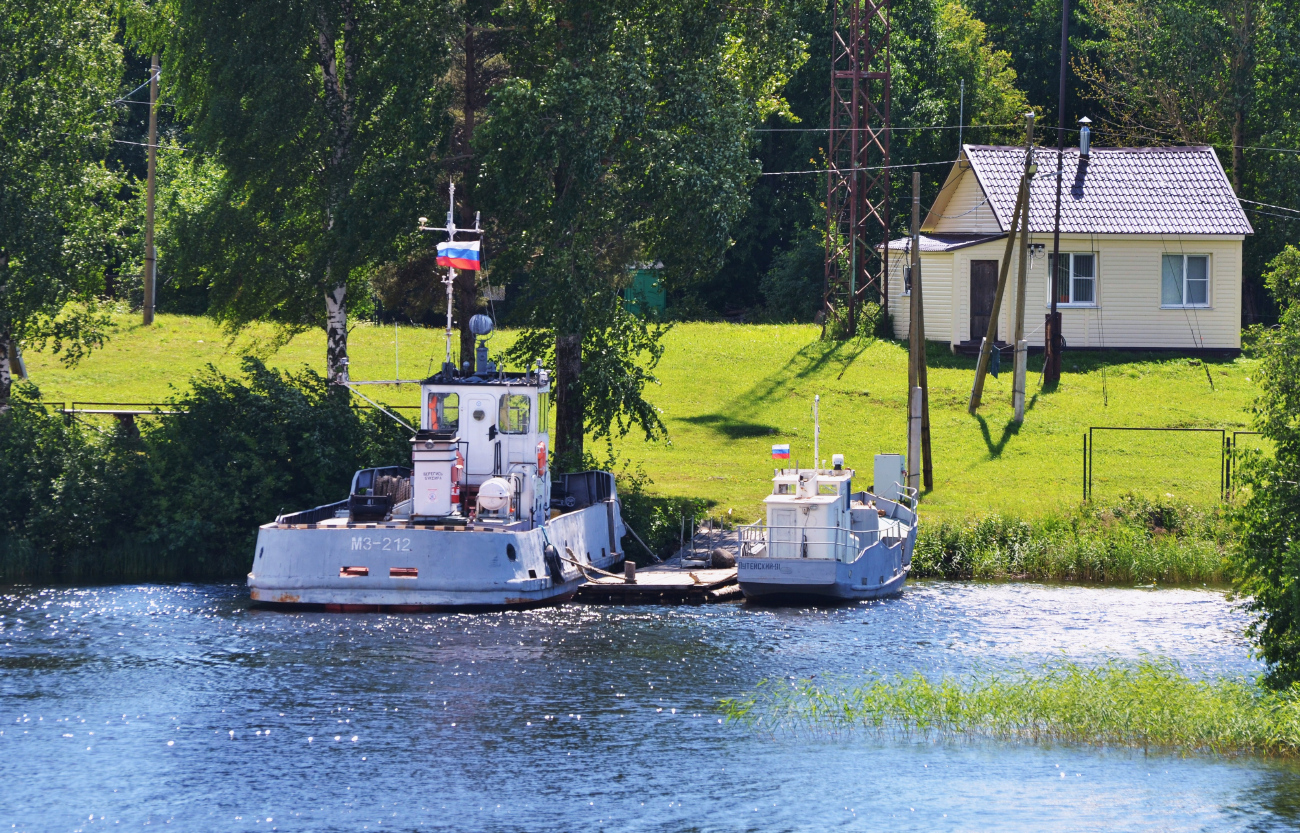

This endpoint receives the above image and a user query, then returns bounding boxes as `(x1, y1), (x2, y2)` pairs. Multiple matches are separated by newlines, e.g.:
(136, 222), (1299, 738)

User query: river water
(3, 580), (1297, 832)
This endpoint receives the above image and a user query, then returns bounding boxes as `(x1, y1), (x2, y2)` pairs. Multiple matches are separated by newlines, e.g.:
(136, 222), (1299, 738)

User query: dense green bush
(912, 495), (1230, 584)
(1233, 245), (1300, 689)
(0, 359), (409, 584)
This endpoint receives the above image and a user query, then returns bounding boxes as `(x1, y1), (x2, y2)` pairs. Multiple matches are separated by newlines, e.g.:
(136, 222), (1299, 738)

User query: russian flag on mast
(771, 444), (790, 459)
(437, 239), (481, 271)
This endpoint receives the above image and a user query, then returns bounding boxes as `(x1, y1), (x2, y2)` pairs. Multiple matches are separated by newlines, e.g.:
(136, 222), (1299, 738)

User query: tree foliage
(1233, 244), (1300, 689)
(0, 0), (125, 403)
(476, 0), (816, 461)
(1075, 0), (1300, 323)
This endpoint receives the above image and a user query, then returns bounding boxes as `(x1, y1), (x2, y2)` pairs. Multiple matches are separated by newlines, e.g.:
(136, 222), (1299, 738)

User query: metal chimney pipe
(1079, 116), (1092, 158)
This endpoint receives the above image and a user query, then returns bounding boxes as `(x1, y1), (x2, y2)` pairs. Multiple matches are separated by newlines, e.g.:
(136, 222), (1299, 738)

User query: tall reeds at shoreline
(722, 660), (1300, 757)
(912, 498), (1230, 584)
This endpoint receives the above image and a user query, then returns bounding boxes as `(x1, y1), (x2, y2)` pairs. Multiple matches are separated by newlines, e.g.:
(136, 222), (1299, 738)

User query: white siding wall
(928, 170), (1003, 234)
(942, 234), (1242, 349)
(888, 250), (954, 342)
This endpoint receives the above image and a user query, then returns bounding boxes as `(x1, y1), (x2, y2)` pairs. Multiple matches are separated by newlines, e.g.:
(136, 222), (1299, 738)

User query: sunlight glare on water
(1, 580), (1297, 832)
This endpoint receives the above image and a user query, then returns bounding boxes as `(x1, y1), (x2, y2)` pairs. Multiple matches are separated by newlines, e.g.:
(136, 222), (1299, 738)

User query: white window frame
(1161, 254), (1211, 309)
(1046, 252), (1098, 308)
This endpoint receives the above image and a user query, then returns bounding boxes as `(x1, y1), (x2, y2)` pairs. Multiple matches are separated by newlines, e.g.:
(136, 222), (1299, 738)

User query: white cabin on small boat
(737, 454), (917, 602)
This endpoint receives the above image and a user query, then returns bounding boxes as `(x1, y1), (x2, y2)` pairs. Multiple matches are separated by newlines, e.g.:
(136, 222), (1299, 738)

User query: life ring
(536, 440), (548, 474)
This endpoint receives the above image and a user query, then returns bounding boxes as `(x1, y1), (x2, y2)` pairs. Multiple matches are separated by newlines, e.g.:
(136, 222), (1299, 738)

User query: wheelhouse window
(538, 392), (549, 433)
(1048, 253), (1096, 306)
(499, 394), (531, 434)
(1162, 254), (1209, 308)
(426, 392), (459, 431)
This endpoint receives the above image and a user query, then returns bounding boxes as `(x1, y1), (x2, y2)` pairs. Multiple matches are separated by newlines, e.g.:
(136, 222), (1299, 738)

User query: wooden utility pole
(1043, 0), (1070, 385)
(1012, 112), (1036, 422)
(909, 171), (932, 491)
(967, 176), (1028, 413)
(143, 55), (159, 326)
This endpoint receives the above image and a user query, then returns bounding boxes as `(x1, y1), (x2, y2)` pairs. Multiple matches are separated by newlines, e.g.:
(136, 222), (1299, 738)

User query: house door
(970, 260), (998, 341)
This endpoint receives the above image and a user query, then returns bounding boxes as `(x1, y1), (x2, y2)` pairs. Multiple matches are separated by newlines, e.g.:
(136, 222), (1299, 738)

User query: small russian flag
(771, 444), (790, 459)
(436, 239), (481, 271)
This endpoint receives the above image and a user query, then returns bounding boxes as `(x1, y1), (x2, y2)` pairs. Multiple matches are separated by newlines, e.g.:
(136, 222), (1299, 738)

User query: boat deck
(576, 562), (740, 604)
(275, 516), (530, 532)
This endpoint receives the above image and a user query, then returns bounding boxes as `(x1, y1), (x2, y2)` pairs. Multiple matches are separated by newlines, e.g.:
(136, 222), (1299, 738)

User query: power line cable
(750, 122), (1019, 133)
(760, 159), (954, 176)
(1239, 198), (1300, 215)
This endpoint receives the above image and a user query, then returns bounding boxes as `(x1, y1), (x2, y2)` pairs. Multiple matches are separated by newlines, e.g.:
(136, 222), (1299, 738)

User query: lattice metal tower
(824, 0), (892, 337)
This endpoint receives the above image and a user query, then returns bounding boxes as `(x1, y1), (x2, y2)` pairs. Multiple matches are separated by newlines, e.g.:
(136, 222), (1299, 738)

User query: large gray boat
(248, 183), (624, 611)
(248, 364), (625, 611)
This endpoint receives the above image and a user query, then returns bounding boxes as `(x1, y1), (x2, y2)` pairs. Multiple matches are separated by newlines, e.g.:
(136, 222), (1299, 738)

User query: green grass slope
(22, 315), (1258, 522)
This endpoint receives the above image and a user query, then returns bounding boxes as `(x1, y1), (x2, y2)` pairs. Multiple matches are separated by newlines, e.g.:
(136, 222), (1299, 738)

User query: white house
(887, 144), (1252, 352)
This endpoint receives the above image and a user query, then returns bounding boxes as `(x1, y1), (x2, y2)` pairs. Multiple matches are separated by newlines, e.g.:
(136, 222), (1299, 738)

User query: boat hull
(737, 528), (914, 603)
(248, 501), (622, 611)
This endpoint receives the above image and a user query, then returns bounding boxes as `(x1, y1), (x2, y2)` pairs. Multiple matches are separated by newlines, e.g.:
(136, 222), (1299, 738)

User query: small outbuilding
(887, 144), (1252, 353)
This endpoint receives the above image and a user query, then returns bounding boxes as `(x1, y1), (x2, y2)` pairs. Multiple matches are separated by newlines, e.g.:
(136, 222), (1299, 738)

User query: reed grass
(721, 660), (1300, 757)
(912, 497), (1231, 583)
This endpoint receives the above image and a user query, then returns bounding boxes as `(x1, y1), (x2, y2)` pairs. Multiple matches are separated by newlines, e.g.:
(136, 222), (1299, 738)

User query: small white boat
(248, 365), (625, 611)
(736, 399), (918, 603)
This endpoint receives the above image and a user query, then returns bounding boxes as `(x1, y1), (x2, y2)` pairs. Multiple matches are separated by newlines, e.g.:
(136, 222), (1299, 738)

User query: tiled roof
(962, 144), (1253, 236)
(883, 233), (1006, 252)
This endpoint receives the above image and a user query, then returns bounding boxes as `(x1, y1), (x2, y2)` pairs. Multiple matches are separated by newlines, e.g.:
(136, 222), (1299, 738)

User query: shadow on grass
(728, 335), (876, 412)
(972, 393), (1039, 457)
(681, 414), (781, 439)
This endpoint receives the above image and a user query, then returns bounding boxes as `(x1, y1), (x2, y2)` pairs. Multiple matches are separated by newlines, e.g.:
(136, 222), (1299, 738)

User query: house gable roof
(924, 145), (1253, 236)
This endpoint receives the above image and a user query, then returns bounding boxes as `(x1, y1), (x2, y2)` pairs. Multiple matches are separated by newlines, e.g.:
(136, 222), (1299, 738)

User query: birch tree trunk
(317, 0), (357, 385)
(325, 280), (349, 384)
(0, 332), (12, 412)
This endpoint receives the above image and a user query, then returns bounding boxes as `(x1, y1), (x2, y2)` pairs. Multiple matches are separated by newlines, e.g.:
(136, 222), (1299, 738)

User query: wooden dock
(575, 562), (740, 604)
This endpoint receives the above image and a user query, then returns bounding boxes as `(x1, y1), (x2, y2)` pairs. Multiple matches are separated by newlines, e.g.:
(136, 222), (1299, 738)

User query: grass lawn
(21, 314), (1259, 523)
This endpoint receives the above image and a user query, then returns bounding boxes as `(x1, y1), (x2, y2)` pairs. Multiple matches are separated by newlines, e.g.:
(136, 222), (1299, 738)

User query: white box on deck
(412, 443), (457, 517)
(873, 454), (905, 502)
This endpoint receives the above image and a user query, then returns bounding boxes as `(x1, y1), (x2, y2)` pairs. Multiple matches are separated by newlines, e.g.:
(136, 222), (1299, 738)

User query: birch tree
(169, 0), (456, 382)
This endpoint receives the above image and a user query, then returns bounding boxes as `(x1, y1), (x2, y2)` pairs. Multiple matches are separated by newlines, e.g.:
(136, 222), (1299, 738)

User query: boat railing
(739, 522), (879, 564)
(277, 499), (348, 525)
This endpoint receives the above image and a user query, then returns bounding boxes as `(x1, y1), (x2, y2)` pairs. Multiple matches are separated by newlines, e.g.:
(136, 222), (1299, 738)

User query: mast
(443, 182), (457, 369)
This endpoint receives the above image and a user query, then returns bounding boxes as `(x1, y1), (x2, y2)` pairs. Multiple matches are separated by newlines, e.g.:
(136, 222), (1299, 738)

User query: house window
(1048, 253), (1096, 306)
(499, 394), (531, 434)
(902, 265), (912, 295)
(1162, 254), (1210, 308)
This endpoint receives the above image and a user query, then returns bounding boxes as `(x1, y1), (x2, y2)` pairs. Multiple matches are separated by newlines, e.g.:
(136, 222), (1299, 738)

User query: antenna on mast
(418, 182), (486, 377)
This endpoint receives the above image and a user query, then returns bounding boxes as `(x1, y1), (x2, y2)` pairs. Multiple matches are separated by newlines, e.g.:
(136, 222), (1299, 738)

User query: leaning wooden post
(910, 172), (933, 491)
(967, 183), (1026, 413)
(907, 387), (922, 493)
(1012, 112), (1037, 422)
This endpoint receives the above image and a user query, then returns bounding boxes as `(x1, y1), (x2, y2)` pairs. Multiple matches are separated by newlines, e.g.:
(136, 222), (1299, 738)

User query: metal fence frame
(1084, 426), (1228, 502)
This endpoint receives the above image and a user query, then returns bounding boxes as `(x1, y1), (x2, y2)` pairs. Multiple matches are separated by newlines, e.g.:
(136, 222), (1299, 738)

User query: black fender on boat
(543, 544), (564, 584)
